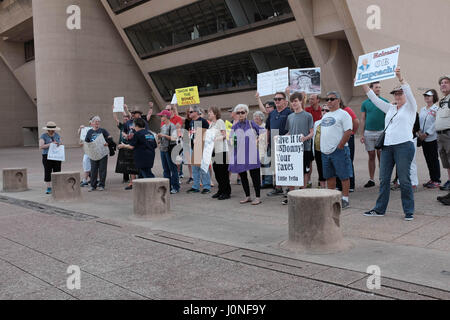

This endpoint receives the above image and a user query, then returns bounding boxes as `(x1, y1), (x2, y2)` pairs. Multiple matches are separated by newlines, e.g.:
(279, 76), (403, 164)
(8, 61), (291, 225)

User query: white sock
(342, 196), (349, 202)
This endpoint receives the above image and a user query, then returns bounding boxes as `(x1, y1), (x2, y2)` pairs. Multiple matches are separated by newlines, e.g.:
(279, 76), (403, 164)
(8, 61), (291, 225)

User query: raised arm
(255, 92), (267, 115)
(396, 67), (417, 112)
(359, 79), (391, 113)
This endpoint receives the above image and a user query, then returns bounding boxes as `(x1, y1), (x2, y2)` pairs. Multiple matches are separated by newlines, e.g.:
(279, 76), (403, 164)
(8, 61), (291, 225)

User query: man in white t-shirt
(320, 91), (354, 209)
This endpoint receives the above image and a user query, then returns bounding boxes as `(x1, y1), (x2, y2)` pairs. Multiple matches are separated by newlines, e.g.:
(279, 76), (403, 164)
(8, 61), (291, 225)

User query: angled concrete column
(281, 189), (351, 253)
(51, 172), (81, 201)
(2, 168), (28, 192)
(133, 178), (170, 218)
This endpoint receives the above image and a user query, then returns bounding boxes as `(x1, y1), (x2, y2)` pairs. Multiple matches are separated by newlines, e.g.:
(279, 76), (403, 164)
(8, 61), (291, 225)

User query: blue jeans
(192, 165), (211, 191)
(160, 151), (180, 191)
(139, 168), (155, 179)
(374, 141), (415, 215)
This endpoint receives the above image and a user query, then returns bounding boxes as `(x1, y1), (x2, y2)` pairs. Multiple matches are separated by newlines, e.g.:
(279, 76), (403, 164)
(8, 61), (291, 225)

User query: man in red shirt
(160, 104), (184, 127)
(305, 94), (322, 123)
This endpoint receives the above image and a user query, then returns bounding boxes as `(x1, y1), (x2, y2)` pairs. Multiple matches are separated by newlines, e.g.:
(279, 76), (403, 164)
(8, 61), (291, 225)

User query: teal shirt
(361, 97), (389, 131)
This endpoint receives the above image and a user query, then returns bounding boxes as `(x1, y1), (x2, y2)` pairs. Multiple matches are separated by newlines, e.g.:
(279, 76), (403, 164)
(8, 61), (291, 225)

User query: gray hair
(326, 91), (341, 100)
(190, 105), (201, 114)
(253, 111), (265, 122)
(91, 116), (101, 122)
(234, 104), (249, 114)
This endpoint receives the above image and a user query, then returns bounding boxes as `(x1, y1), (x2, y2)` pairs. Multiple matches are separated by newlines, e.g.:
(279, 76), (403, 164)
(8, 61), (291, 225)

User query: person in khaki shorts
(436, 75), (450, 205)
(360, 82), (388, 188)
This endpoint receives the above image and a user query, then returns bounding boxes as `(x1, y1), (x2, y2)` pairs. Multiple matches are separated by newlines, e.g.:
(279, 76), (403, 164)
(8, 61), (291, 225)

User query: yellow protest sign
(175, 86), (200, 106)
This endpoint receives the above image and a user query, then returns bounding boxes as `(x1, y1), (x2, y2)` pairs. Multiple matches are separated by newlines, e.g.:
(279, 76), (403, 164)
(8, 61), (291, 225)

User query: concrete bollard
(51, 172), (81, 201)
(281, 189), (351, 253)
(133, 178), (170, 218)
(2, 168), (28, 192)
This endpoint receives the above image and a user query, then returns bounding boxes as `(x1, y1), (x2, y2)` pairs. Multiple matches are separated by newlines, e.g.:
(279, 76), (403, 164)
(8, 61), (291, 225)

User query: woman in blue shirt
(39, 121), (62, 194)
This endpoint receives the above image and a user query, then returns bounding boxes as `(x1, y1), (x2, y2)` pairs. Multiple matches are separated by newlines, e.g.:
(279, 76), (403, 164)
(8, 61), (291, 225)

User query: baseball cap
(439, 75), (450, 85)
(390, 86), (404, 95)
(131, 110), (143, 115)
(157, 110), (172, 117)
(423, 90), (434, 96)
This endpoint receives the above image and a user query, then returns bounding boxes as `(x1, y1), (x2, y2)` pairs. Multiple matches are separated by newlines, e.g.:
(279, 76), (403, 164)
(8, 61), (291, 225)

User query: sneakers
(186, 177), (194, 184)
(179, 174), (184, 179)
(45, 187), (52, 194)
(186, 188), (200, 193)
(212, 192), (221, 199)
(170, 189), (179, 194)
(267, 188), (284, 196)
(97, 187), (105, 191)
(349, 189), (355, 193)
(364, 180), (375, 188)
(282, 199), (288, 205)
(425, 181), (440, 189)
(341, 199), (350, 209)
(237, 178), (241, 185)
(440, 180), (450, 191)
(363, 210), (385, 217)
(218, 194), (230, 200)
(423, 180), (433, 188)
(125, 185), (133, 190)
(306, 182), (312, 189)
(201, 189), (211, 194)
(404, 214), (414, 221)
(88, 187), (96, 192)
(440, 197), (450, 206)
(437, 193), (450, 202)
(80, 181), (89, 187)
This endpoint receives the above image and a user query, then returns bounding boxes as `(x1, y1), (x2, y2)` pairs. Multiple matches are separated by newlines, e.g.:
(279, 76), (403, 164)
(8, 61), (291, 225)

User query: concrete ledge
(133, 178), (170, 218)
(2, 168), (28, 192)
(51, 172), (81, 201)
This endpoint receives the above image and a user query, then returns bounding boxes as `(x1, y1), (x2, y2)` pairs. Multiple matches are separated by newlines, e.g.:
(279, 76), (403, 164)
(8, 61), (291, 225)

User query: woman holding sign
(39, 121), (62, 194)
(229, 104), (262, 205)
(359, 67), (417, 221)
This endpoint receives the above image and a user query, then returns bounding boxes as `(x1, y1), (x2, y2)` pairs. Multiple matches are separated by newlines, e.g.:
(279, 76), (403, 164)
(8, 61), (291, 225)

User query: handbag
(416, 112), (429, 148)
(375, 111), (398, 150)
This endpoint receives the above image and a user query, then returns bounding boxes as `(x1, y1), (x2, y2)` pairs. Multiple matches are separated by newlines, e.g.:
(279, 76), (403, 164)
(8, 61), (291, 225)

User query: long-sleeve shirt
(418, 104), (439, 142)
(366, 84), (417, 146)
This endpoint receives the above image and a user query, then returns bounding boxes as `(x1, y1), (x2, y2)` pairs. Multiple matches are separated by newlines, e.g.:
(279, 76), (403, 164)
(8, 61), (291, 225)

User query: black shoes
(212, 192), (221, 199)
(363, 210), (385, 217)
(218, 194), (230, 200)
(201, 189), (211, 194)
(364, 180), (375, 188)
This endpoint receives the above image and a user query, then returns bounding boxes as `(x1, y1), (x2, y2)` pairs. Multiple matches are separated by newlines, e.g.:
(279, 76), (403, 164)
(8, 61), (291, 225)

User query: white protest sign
(354, 45), (400, 86)
(201, 129), (216, 173)
(171, 94), (178, 105)
(83, 134), (109, 161)
(47, 143), (65, 162)
(257, 67), (289, 97)
(274, 135), (304, 187)
(289, 67), (321, 94)
(80, 126), (92, 141)
(113, 97), (124, 113)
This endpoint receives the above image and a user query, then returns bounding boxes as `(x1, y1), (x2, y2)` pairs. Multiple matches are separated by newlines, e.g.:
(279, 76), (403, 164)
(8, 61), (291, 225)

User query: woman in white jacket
(358, 67), (417, 221)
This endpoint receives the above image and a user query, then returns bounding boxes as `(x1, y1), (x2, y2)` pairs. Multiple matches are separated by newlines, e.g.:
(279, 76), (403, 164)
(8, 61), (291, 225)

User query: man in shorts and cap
(436, 75), (450, 205)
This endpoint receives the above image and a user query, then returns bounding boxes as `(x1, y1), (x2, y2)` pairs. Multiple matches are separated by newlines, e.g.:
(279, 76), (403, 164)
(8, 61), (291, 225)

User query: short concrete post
(282, 189), (351, 253)
(2, 168), (28, 192)
(133, 178), (170, 217)
(51, 172), (81, 201)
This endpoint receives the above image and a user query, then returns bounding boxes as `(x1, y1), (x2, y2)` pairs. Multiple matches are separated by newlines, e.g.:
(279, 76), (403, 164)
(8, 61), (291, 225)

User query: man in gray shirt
(282, 92), (314, 205)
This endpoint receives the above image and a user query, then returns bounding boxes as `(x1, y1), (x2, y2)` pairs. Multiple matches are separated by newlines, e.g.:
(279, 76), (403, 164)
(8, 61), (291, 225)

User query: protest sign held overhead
(289, 68), (321, 94)
(354, 45), (400, 86)
(113, 97), (124, 113)
(175, 86), (200, 106)
(257, 67), (289, 97)
(274, 135), (304, 187)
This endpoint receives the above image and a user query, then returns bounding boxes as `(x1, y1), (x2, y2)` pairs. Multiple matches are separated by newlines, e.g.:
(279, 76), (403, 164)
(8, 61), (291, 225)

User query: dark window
(107, 0), (151, 13)
(126, 0), (294, 59)
(149, 40), (314, 101)
(24, 40), (34, 62)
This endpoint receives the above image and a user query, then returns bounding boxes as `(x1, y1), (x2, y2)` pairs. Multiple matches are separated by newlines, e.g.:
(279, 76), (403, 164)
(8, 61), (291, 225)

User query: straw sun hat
(42, 121), (61, 131)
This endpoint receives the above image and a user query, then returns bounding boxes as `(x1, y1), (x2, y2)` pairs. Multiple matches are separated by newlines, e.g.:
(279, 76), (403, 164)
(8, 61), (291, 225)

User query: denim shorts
(321, 146), (353, 180)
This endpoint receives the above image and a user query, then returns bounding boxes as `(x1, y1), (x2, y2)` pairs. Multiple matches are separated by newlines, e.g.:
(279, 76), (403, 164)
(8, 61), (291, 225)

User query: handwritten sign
(47, 144), (65, 162)
(113, 97), (124, 113)
(175, 86), (200, 106)
(200, 129), (216, 173)
(355, 45), (400, 86)
(274, 135), (304, 187)
(257, 67), (289, 97)
(83, 134), (109, 161)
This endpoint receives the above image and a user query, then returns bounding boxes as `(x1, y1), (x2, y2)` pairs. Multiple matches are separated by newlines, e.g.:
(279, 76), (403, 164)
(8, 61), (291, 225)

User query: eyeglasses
(236, 111), (246, 115)
(274, 98), (284, 101)
(326, 98), (337, 102)
(322, 109), (330, 113)
(189, 111), (195, 113)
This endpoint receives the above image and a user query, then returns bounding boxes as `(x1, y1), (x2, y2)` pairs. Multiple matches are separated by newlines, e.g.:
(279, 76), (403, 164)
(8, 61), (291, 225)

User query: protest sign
(201, 129), (216, 173)
(257, 67), (289, 97)
(354, 45), (400, 86)
(175, 86), (200, 106)
(171, 94), (178, 105)
(113, 97), (124, 113)
(274, 135), (304, 187)
(47, 143), (65, 162)
(79, 126), (92, 141)
(289, 68), (321, 94)
(83, 134), (109, 161)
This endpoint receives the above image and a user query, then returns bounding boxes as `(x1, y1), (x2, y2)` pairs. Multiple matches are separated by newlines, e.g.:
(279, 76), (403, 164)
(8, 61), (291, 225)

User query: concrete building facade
(1, 0), (449, 147)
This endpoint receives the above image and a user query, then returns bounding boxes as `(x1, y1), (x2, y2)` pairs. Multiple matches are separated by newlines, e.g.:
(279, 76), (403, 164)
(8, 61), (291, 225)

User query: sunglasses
(236, 111), (246, 115)
(189, 111), (195, 113)
(326, 98), (338, 102)
(274, 98), (284, 101)
(322, 109), (330, 113)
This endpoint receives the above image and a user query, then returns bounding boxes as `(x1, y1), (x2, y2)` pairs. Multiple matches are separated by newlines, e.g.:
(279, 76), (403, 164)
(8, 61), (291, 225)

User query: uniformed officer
(436, 75), (450, 205)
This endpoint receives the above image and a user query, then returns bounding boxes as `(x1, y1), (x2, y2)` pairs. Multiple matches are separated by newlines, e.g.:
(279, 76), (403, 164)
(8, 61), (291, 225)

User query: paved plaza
(0, 145), (449, 300)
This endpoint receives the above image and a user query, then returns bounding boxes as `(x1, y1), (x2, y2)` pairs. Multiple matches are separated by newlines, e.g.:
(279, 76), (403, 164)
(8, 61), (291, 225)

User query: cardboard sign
(80, 126), (92, 141)
(83, 134), (109, 161)
(354, 45), (400, 86)
(289, 68), (321, 94)
(257, 67), (289, 97)
(175, 86), (200, 106)
(47, 144), (65, 162)
(171, 94), (178, 104)
(113, 97), (124, 113)
(274, 135), (304, 187)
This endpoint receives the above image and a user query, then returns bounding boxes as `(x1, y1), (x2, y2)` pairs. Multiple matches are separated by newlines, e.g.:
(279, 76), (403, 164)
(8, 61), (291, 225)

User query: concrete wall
(32, 0), (153, 146)
(0, 58), (37, 147)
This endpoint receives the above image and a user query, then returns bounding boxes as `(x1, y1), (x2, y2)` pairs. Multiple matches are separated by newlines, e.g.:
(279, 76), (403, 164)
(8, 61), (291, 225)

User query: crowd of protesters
(39, 70), (450, 219)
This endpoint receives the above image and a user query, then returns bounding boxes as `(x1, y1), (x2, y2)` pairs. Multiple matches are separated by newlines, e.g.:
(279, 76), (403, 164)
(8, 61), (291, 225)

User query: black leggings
(42, 154), (61, 182)
(213, 152), (231, 196)
(239, 168), (261, 198)
(315, 150), (326, 182)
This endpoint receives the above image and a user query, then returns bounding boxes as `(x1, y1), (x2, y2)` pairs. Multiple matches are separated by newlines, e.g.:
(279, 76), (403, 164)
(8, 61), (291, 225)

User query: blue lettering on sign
(321, 117), (336, 127)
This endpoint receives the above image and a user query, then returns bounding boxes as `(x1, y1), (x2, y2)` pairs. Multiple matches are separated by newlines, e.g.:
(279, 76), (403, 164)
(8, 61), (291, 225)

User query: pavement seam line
(390, 216), (444, 242)
(0, 257), (79, 300)
(424, 230), (450, 247)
